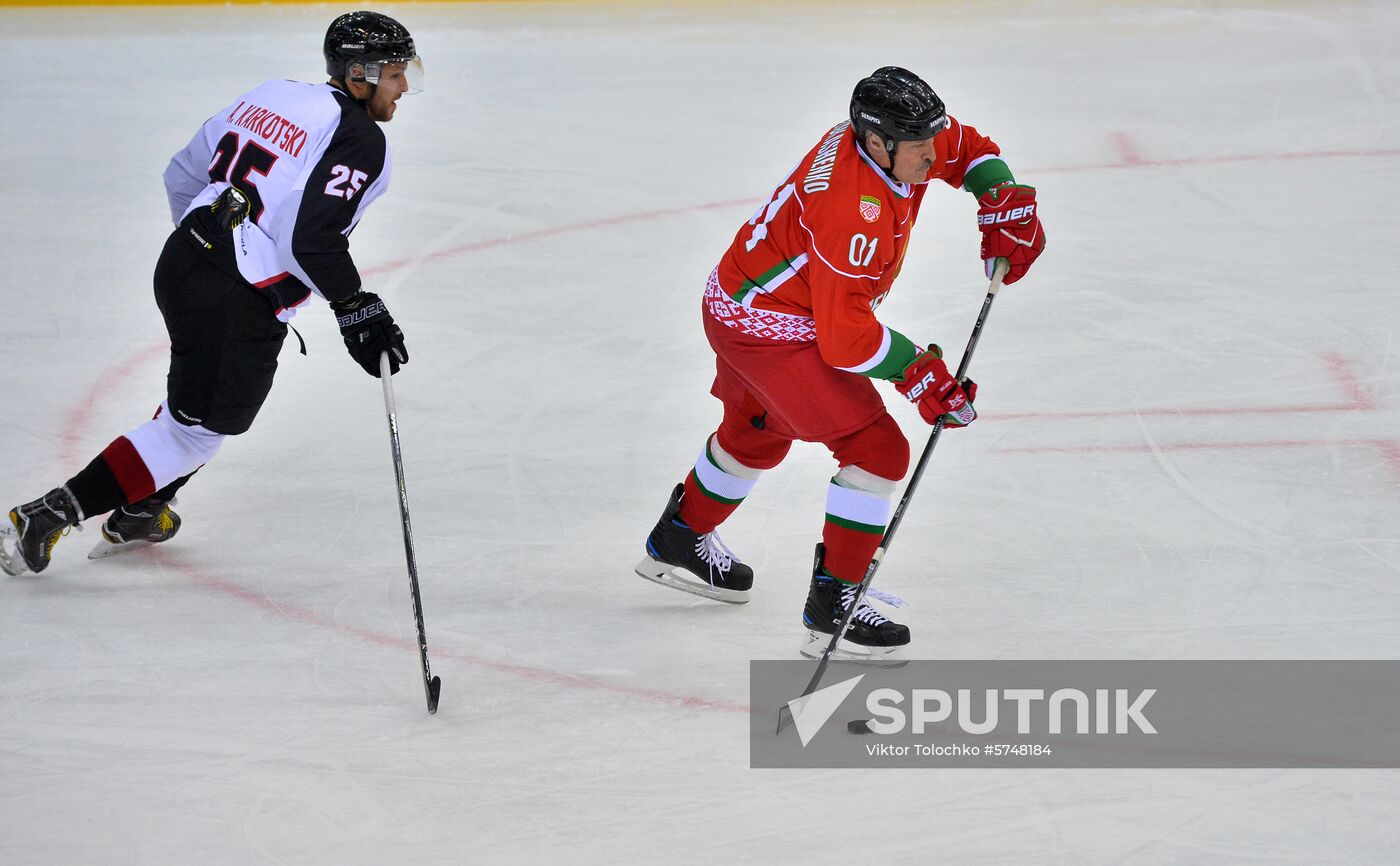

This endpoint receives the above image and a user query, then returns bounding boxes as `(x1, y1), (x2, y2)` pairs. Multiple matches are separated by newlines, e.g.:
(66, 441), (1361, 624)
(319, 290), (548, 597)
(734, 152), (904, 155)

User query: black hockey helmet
(324, 11), (421, 89)
(849, 67), (948, 153)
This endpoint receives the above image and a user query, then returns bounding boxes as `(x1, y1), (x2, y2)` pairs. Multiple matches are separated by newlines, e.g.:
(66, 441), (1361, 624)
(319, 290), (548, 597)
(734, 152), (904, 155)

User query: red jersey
(706, 117), (1001, 380)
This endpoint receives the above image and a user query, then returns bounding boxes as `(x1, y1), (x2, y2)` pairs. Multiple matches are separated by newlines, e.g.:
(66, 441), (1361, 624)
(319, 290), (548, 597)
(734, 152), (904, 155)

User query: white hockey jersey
(163, 80), (391, 320)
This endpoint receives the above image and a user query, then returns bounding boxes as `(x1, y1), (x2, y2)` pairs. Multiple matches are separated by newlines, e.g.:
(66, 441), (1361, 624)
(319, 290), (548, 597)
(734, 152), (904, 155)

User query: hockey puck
(847, 719), (872, 735)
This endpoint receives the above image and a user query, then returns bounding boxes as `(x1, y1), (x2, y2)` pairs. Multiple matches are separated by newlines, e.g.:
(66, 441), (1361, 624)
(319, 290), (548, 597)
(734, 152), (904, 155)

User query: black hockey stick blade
(426, 675), (442, 715)
(776, 703), (794, 734)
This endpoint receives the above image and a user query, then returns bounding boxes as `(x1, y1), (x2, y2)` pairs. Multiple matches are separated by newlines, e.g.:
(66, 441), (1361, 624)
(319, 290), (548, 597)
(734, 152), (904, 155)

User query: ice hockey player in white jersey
(0, 11), (423, 576)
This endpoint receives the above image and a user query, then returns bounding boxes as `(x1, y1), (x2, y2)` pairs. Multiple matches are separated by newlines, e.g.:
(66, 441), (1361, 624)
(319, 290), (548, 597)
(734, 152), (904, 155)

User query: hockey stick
(776, 258), (1008, 734)
(380, 351), (442, 715)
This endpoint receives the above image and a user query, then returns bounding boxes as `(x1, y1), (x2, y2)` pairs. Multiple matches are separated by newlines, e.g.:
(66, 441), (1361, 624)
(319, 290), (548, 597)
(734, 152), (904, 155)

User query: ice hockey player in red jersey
(0, 12), (422, 577)
(636, 67), (1045, 660)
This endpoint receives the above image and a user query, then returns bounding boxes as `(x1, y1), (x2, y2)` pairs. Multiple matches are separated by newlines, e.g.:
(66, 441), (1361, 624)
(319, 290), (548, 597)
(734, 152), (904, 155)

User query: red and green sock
(678, 435), (763, 534)
(820, 466), (897, 583)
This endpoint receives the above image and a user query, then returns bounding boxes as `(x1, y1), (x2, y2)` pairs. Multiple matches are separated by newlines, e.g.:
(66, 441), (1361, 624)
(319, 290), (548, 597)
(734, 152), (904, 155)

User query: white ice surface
(2, 1), (1399, 863)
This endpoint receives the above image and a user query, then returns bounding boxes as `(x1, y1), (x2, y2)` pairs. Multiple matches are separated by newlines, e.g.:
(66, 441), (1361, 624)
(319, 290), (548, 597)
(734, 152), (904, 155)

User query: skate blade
(634, 555), (749, 604)
(0, 521), (25, 576)
(87, 536), (152, 561)
(799, 630), (909, 665)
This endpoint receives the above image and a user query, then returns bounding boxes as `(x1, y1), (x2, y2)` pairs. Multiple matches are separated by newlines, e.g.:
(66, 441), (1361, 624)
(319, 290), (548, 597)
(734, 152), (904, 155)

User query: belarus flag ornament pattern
(859, 195), (881, 223)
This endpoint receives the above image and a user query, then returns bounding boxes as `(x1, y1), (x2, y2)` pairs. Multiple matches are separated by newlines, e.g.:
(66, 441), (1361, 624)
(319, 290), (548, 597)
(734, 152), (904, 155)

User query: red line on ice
(1033, 146), (1400, 175)
(1374, 442), (1400, 481)
(994, 438), (1400, 484)
(58, 343), (168, 467)
(360, 198), (751, 279)
(992, 354), (1373, 422)
(994, 437), (1390, 456)
(993, 401), (1358, 422)
(153, 550), (749, 714)
(1322, 352), (1375, 409)
(1109, 131), (1145, 166)
(997, 438), (1314, 454)
(360, 145), (1400, 280)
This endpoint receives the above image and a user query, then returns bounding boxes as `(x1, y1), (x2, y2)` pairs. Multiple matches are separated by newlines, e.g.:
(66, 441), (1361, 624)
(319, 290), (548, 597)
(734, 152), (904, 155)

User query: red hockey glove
(894, 345), (978, 427)
(977, 183), (1044, 285)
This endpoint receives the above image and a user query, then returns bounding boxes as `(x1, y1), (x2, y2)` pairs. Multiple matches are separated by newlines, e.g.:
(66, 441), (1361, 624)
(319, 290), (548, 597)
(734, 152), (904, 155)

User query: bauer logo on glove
(976, 182), (1045, 285)
(905, 370), (941, 401)
(977, 202), (1035, 226)
(330, 290), (409, 378)
(334, 299), (389, 330)
(894, 345), (978, 428)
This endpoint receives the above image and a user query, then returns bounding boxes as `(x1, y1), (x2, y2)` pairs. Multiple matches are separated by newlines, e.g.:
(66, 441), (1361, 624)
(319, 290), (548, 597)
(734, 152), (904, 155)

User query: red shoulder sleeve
(927, 116), (1001, 190)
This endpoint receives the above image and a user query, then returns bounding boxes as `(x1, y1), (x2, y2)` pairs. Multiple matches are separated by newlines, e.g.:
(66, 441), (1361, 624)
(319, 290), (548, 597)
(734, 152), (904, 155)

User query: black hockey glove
(210, 186), (251, 230)
(331, 291), (408, 378)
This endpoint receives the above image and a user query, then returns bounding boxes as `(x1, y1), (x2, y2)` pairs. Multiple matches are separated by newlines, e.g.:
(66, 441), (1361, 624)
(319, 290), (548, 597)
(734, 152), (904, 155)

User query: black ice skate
(0, 487), (83, 576)
(634, 483), (754, 604)
(800, 544), (910, 662)
(88, 497), (182, 561)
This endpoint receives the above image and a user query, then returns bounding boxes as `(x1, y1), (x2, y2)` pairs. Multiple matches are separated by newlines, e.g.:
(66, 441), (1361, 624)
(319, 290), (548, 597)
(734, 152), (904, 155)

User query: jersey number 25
(324, 165), (368, 200)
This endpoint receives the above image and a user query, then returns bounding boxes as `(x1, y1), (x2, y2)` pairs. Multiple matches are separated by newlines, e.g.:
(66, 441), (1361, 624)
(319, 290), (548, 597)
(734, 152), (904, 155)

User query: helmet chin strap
(881, 138), (901, 182)
(333, 65), (377, 108)
(859, 133), (902, 182)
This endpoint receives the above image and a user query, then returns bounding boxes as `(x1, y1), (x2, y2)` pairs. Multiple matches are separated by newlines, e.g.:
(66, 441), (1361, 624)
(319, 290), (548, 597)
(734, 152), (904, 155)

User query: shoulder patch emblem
(859, 195), (881, 223)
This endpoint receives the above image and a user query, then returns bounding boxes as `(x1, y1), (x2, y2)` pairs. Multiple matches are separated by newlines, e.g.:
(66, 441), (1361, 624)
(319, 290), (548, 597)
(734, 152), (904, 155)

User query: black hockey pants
(153, 225), (288, 436)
